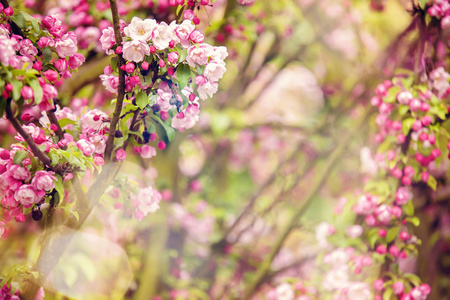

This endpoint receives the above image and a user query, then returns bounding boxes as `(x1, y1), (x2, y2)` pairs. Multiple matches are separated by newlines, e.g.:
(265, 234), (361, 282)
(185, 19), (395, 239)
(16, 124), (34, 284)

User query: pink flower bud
(15, 213), (25, 222)
(409, 98), (421, 112)
(421, 115), (433, 126)
(55, 58), (68, 73)
(195, 75), (206, 85)
(167, 67), (175, 76)
(421, 171), (429, 182)
(419, 132), (428, 142)
(141, 61), (149, 70)
(0, 149), (10, 160)
(160, 111), (169, 121)
(150, 46), (156, 53)
(115, 149), (127, 161)
(389, 245), (399, 257)
(21, 86), (34, 100)
(159, 59), (165, 68)
(376, 244), (387, 254)
(431, 148), (441, 158)
(200, 0), (209, 5)
(392, 168), (402, 178)
(68, 53), (85, 69)
(44, 70), (59, 82)
(404, 165), (415, 177)
(33, 61), (43, 72)
(189, 93), (196, 101)
(391, 120), (402, 131)
(189, 30), (205, 43)
(193, 16), (200, 25)
(158, 141), (166, 150)
(94, 156), (105, 166)
(183, 9), (195, 20)
(125, 62), (135, 73)
(392, 206), (402, 218)
(168, 52), (179, 64)
(399, 231), (409, 241)
(150, 132), (157, 141)
(370, 96), (382, 106)
(401, 176), (411, 186)
(116, 46), (122, 54)
(373, 279), (384, 291)
(393, 282), (404, 295)
(397, 133), (406, 143)
(412, 120), (422, 131)
(420, 102), (430, 112)
(378, 228), (387, 237)
(50, 124), (58, 131)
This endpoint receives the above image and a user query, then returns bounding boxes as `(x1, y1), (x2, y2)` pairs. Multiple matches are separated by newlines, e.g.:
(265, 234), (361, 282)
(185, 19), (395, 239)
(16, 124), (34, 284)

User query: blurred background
(1, 0), (450, 299)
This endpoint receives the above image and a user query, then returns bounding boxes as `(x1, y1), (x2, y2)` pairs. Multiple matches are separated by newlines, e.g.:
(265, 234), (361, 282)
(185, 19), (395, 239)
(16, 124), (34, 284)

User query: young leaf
(13, 150), (28, 166)
(10, 13), (26, 29)
(28, 77), (43, 104)
(386, 227), (400, 243)
(20, 11), (40, 32)
(177, 63), (190, 89)
(135, 91), (148, 110)
(43, 47), (52, 65)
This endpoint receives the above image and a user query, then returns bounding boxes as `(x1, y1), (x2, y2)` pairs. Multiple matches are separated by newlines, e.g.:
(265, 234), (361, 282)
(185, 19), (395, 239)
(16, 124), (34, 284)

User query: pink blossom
(189, 30), (204, 43)
(375, 204), (392, 224)
(9, 165), (31, 181)
(152, 22), (173, 50)
(167, 51), (179, 64)
(115, 149), (127, 161)
(21, 86), (34, 100)
(31, 171), (56, 191)
(14, 184), (38, 207)
(100, 27), (116, 51)
(68, 53), (85, 69)
(0, 35), (17, 66)
(124, 17), (156, 41)
(204, 62), (226, 82)
(395, 186), (412, 205)
(186, 44), (210, 67)
(346, 225), (363, 238)
(55, 32), (78, 58)
(197, 80), (218, 100)
(77, 139), (95, 156)
(136, 186), (161, 217)
(393, 281), (404, 295)
(19, 39), (38, 56)
(100, 74), (119, 94)
(122, 40), (150, 62)
(140, 145), (157, 159)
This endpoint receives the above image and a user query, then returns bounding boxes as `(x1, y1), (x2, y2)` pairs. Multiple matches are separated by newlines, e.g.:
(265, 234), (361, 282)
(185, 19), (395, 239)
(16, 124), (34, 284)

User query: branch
(5, 98), (61, 174)
(47, 110), (65, 142)
(104, 0), (126, 163)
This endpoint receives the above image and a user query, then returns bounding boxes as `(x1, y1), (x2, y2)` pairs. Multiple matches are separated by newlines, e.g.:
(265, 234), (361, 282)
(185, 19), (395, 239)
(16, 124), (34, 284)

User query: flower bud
(21, 86), (34, 100)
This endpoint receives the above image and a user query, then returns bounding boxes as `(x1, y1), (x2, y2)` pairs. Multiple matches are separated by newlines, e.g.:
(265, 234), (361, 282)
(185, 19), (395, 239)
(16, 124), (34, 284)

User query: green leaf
(403, 273), (422, 286)
(427, 175), (437, 191)
(386, 227), (400, 243)
(408, 216), (420, 227)
(54, 174), (65, 199)
(383, 288), (393, 300)
(28, 77), (43, 104)
(177, 63), (190, 89)
(419, 0), (429, 9)
(13, 150), (28, 166)
(58, 118), (76, 129)
(398, 105), (410, 116)
(152, 115), (175, 142)
(43, 47), (52, 65)
(10, 13), (26, 29)
(403, 200), (414, 216)
(135, 91), (148, 110)
(10, 80), (23, 101)
(20, 11), (40, 32)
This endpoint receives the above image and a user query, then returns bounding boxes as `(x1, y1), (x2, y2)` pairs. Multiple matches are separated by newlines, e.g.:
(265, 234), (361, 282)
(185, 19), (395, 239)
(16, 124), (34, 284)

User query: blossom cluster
(428, 0), (450, 29)
(0, 7), (85, 111)
(305, 68), (450, 300)
(99, 15), (227, 132)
